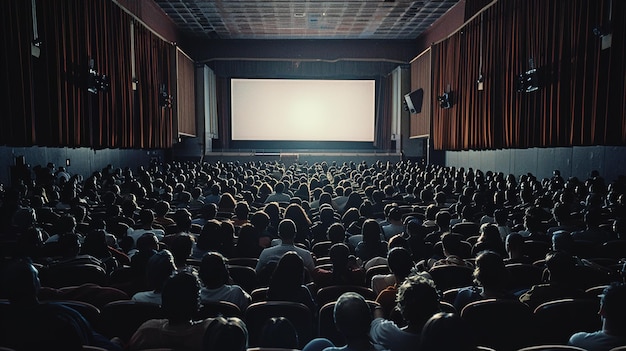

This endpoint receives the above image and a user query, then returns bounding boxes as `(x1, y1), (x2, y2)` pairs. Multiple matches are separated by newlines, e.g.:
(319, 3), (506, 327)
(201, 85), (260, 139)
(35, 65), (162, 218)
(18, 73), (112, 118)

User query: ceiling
(153, 0), (462, 40)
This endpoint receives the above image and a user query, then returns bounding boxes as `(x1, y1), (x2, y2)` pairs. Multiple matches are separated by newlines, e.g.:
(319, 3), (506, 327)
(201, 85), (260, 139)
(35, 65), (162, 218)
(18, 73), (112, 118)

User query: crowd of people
(1, 159), (626, 350)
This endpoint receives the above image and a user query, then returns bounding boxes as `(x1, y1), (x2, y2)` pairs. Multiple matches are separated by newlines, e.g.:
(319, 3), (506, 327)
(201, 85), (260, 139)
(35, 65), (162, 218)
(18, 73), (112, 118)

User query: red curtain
(431, 0), (626, 150)
(0, 0), (175, 149)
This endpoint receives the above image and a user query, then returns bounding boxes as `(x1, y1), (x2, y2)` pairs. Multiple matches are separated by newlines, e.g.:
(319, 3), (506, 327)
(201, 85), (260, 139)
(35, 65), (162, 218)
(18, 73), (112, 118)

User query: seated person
(375, 247), (415, 320)
(132, 249), (177, 305)
(569, 282), (626, 349)
(519, 251), (587, 311)
(267, 251), (317, 314)
(202, 316), (248, 351)
(199, 251), (251, 312)
(370, 274), (442, 351)
(255, 219), (316, 276)
(303, 292), (375, 351)
(419, 312), (477, 351)
(312, 243), (365, 288)
(128, 270), (216, 350)
(0, 258), (121, 350)
(453, 250), (514, 312)
(427, 233), (473, 269)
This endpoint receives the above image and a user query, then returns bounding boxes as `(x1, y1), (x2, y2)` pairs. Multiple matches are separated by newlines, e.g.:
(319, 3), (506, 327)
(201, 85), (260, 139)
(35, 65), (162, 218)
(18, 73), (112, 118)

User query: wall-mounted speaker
(404, 88), (424, 114)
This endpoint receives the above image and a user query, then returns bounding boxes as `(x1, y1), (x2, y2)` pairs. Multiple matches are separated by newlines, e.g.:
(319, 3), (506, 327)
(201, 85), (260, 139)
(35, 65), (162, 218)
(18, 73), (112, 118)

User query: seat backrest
(96, 300), (163, 342)
(315, 285), (376, 306)
(50, 300), (101, 327)
(311, 241), (333, 257)
(227, 265), (258, 293)
(595, 240), (626, 259)
(40, 263), (108, 289)
(532, 298), (601, 345)
(428, 264), (474, 292)
(365, 264), (391, 287)
(515, 345), (589, 351)
(227, 257), (259, 268)
(244, 301), (313, 349)
(251, 287), (270, 303)
(506, 263), (545, 292)
(195, 300), (242, 319)
(460, 299), (535, 351)
(317, 300), (380, 347)
(522, 240), (551, 262)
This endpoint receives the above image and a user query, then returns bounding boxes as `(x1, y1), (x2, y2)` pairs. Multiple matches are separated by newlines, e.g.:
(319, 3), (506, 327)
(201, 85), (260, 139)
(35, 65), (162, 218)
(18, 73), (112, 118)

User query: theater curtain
(431, 0), (626, 150)
(0, 0), (175, 149)
(134, 22), (175, 148)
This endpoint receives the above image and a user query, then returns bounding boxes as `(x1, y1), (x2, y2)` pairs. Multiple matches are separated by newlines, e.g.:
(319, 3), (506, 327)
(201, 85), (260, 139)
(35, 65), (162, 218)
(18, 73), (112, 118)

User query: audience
(1, 159), (625, 351)
(370, 274), (442, 351)
(519, 251), (587, 310)
(128, 270), (215, 350)
(568, 282), (626, 349)
(255, 219), (315, 276)
(202, 316), (248, 351)
(199, 251), (251, 312)
(0, 258), (122, 350)
(303, 292), (375, 351)
(266, 251), (317, 313)
(132, 249), (176, 304)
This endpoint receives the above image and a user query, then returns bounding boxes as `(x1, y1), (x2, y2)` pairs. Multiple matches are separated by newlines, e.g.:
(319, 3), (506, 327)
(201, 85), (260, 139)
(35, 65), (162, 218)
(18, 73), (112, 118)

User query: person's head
(545, 251), (576, 283)
(200, 251), (230, 289)
(145, 249), (177, 292)
(472, 250), (509, 289)
(138, 208), (155, 226)
(82, 229), (111, 258)
(154, 200), (171, 217)
(277, 219), (297, 242)
(58, 232), (81, 257)
(161, 270), (201, 323)
(203, 316), (248, 351)
(419, 312), (476, 351)
(136, 232), (159, 252)
(333, 292), (372, 340)
(505, 232), (524, 257)
(258, 317), (299, 349)
(270, 251), (304, 289)
(441, 233), (465, 257)
(435, 211), (451, 230)
(327, 222), (346, 243)
(234, 201), (250, 219)
(361, 219), (382, 243)
(329, 243), (351, 269)
(170, 233), (195, 264)
(387, 247), (414, 281)
(274, 182), (285, 194)
(249, 211), (270, 231)
(395, 274), (441, 327)
(388, 206), (402, 223)
(551, 230), (574, 252)
(599, 282), (626, 329)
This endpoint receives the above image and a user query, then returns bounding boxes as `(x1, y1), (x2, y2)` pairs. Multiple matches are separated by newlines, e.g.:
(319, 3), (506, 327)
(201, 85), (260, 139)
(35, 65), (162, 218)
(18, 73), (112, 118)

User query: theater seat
(245, 301), (313, 349)
(532, 298), (601, 345)
(460, 299), (535, 351)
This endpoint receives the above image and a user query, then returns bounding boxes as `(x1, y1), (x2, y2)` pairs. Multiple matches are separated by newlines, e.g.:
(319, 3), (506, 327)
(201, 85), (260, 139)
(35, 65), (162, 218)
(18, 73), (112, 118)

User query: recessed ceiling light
(294, 13), (306, 18)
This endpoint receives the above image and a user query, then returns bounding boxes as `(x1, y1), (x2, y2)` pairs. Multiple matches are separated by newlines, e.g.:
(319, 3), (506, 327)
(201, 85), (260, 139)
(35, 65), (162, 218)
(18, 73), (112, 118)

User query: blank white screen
(231, 79), (375, 141)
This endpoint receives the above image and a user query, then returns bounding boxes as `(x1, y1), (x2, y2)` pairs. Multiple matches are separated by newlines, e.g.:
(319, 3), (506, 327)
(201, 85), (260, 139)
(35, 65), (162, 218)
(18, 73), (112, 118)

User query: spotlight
(159, 84), (172, 108)
(437, 92), (451, 109)
(516, 68), (541, 93)
(87, 58), (109, 94)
